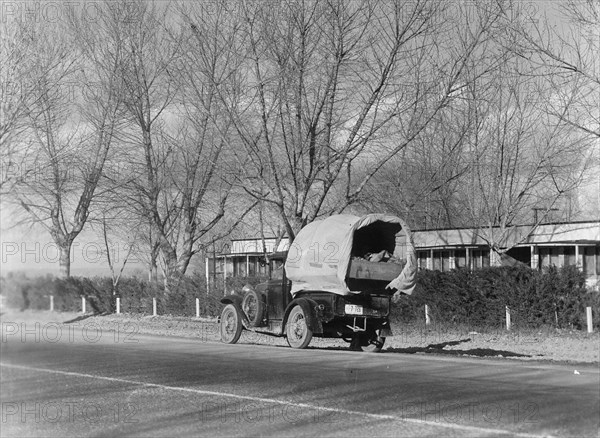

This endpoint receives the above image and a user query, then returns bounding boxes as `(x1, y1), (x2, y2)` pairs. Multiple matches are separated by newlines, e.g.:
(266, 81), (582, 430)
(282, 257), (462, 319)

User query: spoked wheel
(242, 290), (264, 327)
(220, 304), (243, 344)
(286, 305), (313, 349)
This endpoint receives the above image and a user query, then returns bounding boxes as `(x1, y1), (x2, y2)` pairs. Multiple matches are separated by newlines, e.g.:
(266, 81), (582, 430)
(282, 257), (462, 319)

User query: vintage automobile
(219, 213), (417, 351)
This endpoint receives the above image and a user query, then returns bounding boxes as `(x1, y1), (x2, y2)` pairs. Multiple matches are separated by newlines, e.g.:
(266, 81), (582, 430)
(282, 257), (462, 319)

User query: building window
(271, 259), (284, 279)
(471, 249), (490, 269)
(210, 258), (224, 275)
(583, 246), (600, 276)
(225, 258), (233, 276)
(432, 251), (441, 271)
(539, 247), (562, 268)
(431, 250), (452, 272)
(455, 250), (466, 269)
(234, 257), (247, 276)
(564, 247), (576, 267)
(417, 251), (429, 270)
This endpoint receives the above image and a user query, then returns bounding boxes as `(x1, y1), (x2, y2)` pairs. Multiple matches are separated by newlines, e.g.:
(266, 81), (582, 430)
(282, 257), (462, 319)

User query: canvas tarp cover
(285, 214), (417, 297)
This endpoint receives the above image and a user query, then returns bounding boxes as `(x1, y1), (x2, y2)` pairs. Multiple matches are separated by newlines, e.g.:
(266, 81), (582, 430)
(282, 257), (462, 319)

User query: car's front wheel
(220, 304), (243, 344)
(286, 305), (313, 349)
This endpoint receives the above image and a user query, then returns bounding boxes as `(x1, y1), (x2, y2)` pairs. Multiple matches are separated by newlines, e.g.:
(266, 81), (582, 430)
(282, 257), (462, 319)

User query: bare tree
(363, 1), (597, 238)
(505, 0), (599, 221)
(213, 0), (510, 241)
(359, 103), (474, 229)
(8, 9), (124, 277)
(509, 0), (599, 139)
(457, 60), (591, 263)
(100, 213), (137, 296)
(111, 1), (255, 288)
(0, 19), (44, 193)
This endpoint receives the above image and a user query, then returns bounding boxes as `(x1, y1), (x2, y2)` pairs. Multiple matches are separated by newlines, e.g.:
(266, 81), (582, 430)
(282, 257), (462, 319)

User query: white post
(425, 304), (431, 325)
(586, 307), (593, 333)
(205, 257), (210, 297)
(196, 298), (200, 318)
(152, 298), (157, 316)
(81, 296), (86, 314)
(116, 297), (121, 314)
(49, 295), (54, 312)
(505, 305), (511, 331)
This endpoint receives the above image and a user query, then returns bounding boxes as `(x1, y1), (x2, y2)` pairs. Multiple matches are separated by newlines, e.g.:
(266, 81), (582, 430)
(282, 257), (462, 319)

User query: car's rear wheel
(220, 304), (243, 344)
(286, 305), (313, 349)
(361, 335), (386, 353)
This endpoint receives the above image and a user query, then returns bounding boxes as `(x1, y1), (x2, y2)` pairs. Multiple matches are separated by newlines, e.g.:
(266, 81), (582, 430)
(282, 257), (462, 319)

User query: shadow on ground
(63, 312), (111, 324)
(385, 338), (532, 358)
(262, 337), (533, 358)
(279, 338), (533, 358)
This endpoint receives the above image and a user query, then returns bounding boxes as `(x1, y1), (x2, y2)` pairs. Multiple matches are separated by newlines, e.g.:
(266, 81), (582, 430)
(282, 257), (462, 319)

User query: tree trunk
(176, 250), (193, 278)
(286, 215), (306, 243)
(58, 243), (72, 278)
(149, 263), (158, 283)
(161, 249), (181, 296)
(490, 248), (503, 267)
(149, 246), (159, 283)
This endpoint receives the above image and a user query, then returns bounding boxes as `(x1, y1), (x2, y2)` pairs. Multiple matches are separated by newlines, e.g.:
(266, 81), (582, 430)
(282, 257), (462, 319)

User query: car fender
(283, 298), (323, 335)
(220, 295), (250, 328)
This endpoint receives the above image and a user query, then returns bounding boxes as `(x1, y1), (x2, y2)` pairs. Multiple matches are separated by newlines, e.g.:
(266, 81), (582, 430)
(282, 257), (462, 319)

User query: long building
(206, 220), (600, 290)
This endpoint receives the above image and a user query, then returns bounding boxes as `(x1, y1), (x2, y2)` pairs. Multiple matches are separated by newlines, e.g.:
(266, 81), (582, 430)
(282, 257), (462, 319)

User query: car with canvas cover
(219, 213), (417, 351)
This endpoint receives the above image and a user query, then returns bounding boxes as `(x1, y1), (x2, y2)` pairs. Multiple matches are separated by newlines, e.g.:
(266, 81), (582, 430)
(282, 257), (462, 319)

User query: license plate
(345, 304), (363, 315)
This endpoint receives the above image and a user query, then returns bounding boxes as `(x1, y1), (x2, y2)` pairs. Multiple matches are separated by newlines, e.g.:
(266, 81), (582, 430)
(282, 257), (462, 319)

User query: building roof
(412, 221), (600, 249)
(219, 221), (599, 255)
(229, 237), (290, 255)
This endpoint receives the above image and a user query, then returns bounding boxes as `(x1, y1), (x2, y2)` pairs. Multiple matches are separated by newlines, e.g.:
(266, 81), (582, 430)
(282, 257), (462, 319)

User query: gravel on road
(1, 308), (598, 364)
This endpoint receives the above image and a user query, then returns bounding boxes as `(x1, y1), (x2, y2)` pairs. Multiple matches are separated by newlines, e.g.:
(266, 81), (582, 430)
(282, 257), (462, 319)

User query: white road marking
(1, 362), (552, 437)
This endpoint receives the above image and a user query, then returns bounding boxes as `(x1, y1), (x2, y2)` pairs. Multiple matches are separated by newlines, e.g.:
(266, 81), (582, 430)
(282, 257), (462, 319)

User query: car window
(271, 260), (284, 279)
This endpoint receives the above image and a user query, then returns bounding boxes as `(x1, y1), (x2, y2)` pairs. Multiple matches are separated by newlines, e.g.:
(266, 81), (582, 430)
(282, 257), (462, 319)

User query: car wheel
(286, 305), (313, 349)
(242, 289), (264, 327)
(220, 304), (243, 344)
(361, 335), (386, 353)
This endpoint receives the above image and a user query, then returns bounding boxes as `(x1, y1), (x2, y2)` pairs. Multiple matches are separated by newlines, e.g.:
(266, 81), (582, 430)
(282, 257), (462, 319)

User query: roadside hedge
(1, 267), (598, 330)
(392, 265), (599, 330)
(0, 273), (269, 318)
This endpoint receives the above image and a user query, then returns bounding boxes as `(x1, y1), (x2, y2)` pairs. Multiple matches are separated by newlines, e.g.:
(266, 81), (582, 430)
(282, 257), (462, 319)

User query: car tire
(220, 304), (243, 344)
(286, 305), (313, 349)
(242, 289), (265, 327)
(361, 335), (386, 353)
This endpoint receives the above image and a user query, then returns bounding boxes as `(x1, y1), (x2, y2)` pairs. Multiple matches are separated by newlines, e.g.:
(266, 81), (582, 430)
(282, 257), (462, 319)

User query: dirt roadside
(1, 308), (598, 364)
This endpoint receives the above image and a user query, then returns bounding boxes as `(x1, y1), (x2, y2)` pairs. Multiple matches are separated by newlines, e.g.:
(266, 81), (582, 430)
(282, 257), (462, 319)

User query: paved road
(1, 329), (598, 437)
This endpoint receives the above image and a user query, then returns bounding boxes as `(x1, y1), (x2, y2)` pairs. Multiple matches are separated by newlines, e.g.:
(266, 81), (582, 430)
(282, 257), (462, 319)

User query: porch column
(223, 255), (227, 295)
(531, 245), (539, 269)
